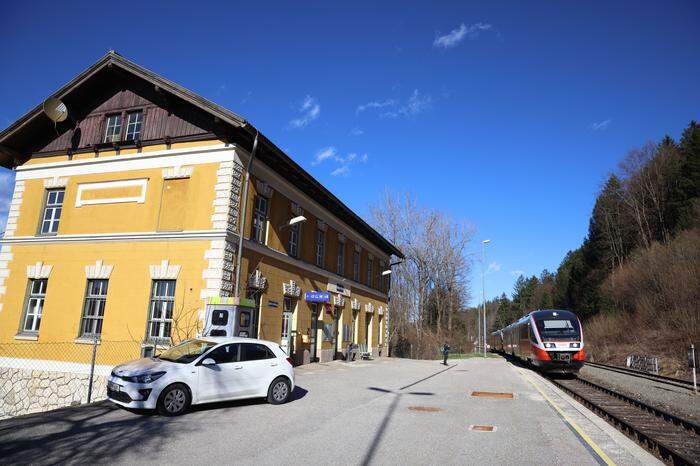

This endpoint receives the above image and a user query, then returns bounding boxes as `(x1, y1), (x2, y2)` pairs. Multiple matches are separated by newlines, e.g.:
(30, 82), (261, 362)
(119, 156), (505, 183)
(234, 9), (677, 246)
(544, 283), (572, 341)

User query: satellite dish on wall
(43, 97), (68, 123)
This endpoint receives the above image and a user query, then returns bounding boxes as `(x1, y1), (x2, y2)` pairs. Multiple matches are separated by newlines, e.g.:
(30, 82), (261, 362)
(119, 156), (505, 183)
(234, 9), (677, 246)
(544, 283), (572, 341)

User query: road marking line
(518, 369), (616, 466)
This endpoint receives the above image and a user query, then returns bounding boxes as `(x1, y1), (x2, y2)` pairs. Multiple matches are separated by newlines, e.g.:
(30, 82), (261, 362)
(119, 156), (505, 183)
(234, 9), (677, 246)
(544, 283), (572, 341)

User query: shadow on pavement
(0, 401), (191, 465)
(361, 365), (456, 466)
(0, 385), (309, 464)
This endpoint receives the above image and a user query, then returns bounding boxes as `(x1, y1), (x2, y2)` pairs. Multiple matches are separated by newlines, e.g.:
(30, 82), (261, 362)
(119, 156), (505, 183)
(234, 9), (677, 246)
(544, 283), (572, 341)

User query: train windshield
(535, 317), (580, 340)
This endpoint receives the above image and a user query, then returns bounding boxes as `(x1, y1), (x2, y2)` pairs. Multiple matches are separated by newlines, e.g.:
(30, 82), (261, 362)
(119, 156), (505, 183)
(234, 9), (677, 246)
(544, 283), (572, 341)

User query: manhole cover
(408, 406), (443, 413)
(469, 425), (496, 432)
(470, 391), (513, 398)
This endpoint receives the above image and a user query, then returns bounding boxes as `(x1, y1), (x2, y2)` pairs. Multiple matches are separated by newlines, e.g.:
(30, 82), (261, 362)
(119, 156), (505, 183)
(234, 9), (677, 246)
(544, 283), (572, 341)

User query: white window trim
(75, 179), (147, 207)
(150, 260), (181, 280)
(85, 260), (114, 279)
(26, 261), (52, 279)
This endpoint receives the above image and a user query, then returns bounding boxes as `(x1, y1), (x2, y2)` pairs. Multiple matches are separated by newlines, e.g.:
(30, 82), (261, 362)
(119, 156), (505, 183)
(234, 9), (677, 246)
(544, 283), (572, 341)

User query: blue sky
(1, 1), (699, 304)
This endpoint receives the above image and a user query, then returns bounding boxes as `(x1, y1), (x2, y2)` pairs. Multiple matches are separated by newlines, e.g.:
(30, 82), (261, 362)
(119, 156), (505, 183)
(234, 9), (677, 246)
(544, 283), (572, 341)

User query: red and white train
(489, 309), (585, 373)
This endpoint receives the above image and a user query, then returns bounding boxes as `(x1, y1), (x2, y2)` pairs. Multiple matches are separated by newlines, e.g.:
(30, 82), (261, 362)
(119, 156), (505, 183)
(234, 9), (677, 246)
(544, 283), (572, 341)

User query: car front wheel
(157, 383), (191, 416)
(267, 377), (291, 405)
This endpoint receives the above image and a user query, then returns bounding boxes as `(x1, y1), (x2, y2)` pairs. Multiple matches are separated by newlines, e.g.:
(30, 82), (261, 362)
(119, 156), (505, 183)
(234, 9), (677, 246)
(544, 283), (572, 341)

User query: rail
(549, 375), (700, 465)
(585, 361), (697, 391)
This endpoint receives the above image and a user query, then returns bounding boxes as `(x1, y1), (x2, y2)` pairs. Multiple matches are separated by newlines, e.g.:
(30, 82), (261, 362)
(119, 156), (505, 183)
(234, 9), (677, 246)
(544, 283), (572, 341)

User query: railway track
(550, 375), (700, 465)
(585, 361), (697, 391)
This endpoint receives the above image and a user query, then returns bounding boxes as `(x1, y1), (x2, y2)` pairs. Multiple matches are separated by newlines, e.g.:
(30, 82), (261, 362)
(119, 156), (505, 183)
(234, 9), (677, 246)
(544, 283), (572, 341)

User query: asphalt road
(0, 356), (659, 465)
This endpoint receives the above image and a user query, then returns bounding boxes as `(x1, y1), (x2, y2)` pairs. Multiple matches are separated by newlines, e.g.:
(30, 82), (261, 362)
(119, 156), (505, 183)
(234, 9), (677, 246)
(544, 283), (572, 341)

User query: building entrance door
(332, 310), (340, 359)
(280, 297), (294, 355)
(310, 303), (319, 362)
(365, 313), (371, 346)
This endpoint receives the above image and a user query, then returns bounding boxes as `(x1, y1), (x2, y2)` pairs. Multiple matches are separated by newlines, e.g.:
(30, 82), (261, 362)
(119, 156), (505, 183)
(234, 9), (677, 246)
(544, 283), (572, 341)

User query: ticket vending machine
(202, 297), (256, 338)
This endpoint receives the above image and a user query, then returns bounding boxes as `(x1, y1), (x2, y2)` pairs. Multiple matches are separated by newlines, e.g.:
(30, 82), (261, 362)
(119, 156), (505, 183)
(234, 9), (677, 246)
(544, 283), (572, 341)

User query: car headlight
(569, 342), (580, 348)
(544, 342), (556, 348)
(126, 371), (166, 384)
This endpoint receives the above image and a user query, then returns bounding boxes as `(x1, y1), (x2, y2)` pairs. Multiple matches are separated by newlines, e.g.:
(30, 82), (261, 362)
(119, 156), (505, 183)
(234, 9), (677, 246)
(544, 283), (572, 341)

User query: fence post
(87, 336), (98, 403)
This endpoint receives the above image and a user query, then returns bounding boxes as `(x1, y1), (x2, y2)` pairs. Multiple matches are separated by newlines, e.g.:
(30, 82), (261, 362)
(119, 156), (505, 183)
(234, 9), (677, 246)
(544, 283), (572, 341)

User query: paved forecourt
(0, 356), (659, 465)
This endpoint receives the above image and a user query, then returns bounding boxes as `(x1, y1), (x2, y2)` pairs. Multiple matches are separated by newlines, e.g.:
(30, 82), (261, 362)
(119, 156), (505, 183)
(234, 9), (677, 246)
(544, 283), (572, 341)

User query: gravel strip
(580, 365), (700, 424)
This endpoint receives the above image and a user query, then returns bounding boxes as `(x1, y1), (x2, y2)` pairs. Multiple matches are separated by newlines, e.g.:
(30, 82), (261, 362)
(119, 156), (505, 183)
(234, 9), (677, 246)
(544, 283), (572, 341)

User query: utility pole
(481, 239), (491, 357)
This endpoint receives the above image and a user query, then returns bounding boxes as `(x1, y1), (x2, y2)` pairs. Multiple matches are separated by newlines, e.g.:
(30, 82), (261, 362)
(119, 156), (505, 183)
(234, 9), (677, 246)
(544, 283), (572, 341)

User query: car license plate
(108, 381), (121, 392)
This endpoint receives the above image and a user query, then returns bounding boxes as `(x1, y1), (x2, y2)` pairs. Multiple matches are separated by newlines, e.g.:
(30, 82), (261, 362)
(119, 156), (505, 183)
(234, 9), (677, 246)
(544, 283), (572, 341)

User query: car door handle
(270, 363), (278, 367)
(234, 365), (243, 370)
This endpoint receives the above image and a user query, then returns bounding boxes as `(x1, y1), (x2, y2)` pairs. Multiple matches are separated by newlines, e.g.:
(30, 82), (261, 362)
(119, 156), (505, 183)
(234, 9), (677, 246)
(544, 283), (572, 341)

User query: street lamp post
(481, 239), (491, 357)
(382, 260), (404, 358)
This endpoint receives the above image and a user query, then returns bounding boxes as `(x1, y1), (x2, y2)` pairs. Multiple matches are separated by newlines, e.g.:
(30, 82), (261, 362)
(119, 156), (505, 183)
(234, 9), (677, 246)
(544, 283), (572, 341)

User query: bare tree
(370, 190), (474, 358)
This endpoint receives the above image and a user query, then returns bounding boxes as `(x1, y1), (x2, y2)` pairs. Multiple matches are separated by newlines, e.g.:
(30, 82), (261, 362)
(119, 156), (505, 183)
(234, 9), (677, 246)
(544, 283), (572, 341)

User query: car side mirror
(201, 358), (216, 366)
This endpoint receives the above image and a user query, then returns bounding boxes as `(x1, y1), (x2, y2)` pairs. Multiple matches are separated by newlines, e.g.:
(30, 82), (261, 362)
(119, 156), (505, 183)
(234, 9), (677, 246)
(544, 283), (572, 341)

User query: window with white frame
(39, 189), (64, 235)
(316, 229), (325, 268)
(148, 280), (176, 341)
(125, 110), (143, 140)
(252, 195), (268, 244)
(80, 279), (109, 338)
(21, 279), (47, 333)
(103, 114), (122, 143)
(353, 250), (360, 282)
(367, 257), (373, 288)
(288, 222), (300, 258)
(337, 241), (345, 276)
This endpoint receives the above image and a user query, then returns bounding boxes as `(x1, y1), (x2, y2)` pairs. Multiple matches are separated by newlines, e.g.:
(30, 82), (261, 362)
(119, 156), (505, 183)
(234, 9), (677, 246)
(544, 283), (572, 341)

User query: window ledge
(74, 338), (100, 345)
(14, 334), (38, 341)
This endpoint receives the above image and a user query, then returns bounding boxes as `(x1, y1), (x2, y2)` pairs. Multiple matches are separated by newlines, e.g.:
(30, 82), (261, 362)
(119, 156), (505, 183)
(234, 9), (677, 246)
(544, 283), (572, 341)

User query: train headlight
(544, 342), (556, 348)
(569, 342), (580, 348)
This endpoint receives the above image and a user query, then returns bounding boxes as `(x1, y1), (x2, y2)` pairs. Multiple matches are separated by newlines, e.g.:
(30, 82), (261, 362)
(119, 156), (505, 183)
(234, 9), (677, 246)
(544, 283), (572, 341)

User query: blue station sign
(305, 291), (331, 303)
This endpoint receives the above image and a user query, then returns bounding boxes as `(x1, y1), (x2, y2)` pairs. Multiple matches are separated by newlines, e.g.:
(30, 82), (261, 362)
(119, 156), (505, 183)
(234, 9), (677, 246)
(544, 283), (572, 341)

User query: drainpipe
(233, 129), (259, 299)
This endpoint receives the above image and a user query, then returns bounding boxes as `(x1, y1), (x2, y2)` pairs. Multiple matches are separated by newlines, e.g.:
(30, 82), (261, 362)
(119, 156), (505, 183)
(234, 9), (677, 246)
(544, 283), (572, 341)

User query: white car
(107, 337), (295, 416)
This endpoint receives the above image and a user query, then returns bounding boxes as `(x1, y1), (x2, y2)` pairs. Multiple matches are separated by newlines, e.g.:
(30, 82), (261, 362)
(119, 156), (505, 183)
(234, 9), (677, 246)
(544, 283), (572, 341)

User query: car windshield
(157, 339), (216, 363)
(535, 318), (580, 340)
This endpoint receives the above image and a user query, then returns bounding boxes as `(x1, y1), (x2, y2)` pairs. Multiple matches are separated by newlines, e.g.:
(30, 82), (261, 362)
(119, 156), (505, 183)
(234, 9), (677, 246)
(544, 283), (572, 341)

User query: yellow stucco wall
(0, 240), (209, 363)
(13, 163), (219, 236)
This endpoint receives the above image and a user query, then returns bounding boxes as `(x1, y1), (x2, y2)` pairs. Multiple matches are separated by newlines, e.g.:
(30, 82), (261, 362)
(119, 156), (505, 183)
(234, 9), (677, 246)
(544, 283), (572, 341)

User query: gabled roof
(0, 51), (403, 258)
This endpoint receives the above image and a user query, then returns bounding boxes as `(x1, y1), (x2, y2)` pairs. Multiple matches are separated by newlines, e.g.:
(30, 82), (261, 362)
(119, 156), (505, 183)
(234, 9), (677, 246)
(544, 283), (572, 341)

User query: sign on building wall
(305, 291), (331, 303)
(326, 283), (351, 297)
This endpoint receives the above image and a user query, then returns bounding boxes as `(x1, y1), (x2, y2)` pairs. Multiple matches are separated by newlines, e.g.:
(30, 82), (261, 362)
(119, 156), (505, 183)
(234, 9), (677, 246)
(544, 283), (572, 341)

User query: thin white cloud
(356, 99), (396, 114)
(357, 90), (432, 119)
(591, 119), (612, 131)
(510, 270), (525, 277)
(288, 95), (320, 129)
(487, 262), (501, 274)
(381, 89), (432, 118)
(331, 166), (350, 177)
(312, 147), (368, 177)
(433, 22), (493, 48)
(313, 147), (337, 166)
(241, 90), (252, 104)
(349, 127), (364, 136)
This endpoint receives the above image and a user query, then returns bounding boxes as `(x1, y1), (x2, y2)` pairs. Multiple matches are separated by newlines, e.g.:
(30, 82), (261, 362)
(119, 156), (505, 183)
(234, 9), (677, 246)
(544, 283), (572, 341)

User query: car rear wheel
(157, 383), (191, 416)
(267, 377), (291, 405)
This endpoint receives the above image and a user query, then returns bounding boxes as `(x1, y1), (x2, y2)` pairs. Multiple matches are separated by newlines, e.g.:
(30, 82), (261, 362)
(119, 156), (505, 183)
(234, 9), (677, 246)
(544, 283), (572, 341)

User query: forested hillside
(484, 121), (700, 376)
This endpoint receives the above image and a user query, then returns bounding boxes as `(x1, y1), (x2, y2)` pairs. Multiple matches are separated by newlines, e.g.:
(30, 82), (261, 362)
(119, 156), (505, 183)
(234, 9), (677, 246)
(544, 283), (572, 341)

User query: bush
(585, 229), (700, 377)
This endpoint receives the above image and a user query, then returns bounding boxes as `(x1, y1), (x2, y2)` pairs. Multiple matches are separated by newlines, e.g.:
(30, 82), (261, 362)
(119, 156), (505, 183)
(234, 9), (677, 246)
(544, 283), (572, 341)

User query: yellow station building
(0, 52), (402, 366)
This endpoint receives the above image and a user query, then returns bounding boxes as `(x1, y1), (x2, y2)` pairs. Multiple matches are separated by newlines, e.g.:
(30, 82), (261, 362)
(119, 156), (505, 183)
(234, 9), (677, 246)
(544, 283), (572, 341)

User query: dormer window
(103, 114), (122, 143)
(103, 110), (144, 143)
(125, 111), (143, 140)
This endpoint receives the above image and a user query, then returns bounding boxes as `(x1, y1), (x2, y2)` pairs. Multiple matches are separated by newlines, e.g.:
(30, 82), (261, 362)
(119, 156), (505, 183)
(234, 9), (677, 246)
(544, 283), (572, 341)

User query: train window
(535, 317), (580, 340)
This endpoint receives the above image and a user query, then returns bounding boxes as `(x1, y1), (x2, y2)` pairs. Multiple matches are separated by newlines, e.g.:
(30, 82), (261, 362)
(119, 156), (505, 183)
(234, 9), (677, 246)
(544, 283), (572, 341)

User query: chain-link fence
(0, 339), (145, 419)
